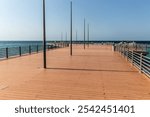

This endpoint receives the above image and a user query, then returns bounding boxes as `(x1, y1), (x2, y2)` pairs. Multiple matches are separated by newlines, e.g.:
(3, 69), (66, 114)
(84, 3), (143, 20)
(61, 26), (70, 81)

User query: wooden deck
(0, 45), (150, 100)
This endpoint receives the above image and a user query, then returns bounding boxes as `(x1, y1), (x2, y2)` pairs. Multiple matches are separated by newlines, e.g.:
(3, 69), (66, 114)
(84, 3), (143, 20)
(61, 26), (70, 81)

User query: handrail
(114, 44), (150, 78)
(0, 42), (69, 60)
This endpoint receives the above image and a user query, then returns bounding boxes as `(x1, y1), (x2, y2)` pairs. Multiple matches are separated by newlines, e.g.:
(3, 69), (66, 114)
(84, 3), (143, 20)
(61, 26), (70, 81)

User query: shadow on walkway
(46, 67), (137, 73)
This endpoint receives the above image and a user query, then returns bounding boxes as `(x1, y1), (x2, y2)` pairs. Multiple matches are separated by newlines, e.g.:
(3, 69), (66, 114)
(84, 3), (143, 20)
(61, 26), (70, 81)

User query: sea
(0, 41), (43, 48)
(0, 41), (150, 58)
(0, 41), (44, 58)
(147, 48), (150, 57)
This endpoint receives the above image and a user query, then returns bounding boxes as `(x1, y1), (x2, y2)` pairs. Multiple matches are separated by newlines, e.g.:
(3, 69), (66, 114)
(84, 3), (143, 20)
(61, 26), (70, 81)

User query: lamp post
(70, 1), (73, 56)
(61, 32), (63, 47)
(66, 32), (67, 42)
(43, 0), (47, 68)
(61, 32), (63, 41)
(76, 30), (77, 44)
(84, 18), (86, 49)
(87, 23), (89, 47)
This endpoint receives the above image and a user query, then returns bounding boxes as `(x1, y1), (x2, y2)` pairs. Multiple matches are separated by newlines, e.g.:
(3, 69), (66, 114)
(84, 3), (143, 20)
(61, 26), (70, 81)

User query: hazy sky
(0, 0), (150, 41)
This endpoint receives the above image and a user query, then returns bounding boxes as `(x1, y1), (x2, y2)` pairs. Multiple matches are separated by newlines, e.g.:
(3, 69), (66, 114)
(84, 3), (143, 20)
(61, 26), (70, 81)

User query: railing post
(124, 46), (125, 58)
(121, 46), (123, 55)
(19, 46), (21, 56)
(146, 44), (147, 51)
(6, 47), (8, 59)
(132, 50), (134, 66)
(29, 45), (31, 54)
(120, 46), (122, 53)
(117, 46), (118, 52)
(117, 45), (118, 51)
(37, 45), (39, 53)
(120, 46), (122, 55)
(122, 46), (123, 53)
(126, 48), (129, 61)
(140, 53), (143, 73)
(48, 45), (50, 51)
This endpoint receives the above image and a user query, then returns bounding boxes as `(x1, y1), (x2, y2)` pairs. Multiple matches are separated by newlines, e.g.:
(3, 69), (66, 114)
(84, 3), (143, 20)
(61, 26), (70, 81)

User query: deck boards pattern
(0, 45), (150, 100)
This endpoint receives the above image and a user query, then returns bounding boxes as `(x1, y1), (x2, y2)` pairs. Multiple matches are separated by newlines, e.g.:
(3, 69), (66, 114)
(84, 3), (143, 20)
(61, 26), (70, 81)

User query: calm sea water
(0, 41), (44, 58)
(0, 41), (43, 48)
(0, 41), (150, 57)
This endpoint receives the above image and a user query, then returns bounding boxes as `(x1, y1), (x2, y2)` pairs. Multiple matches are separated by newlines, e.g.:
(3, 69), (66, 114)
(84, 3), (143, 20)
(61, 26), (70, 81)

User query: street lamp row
(42, 0), (90, 68)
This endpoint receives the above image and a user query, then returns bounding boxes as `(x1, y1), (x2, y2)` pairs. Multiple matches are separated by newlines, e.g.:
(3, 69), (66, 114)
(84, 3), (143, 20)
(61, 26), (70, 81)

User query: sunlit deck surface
(0, 45), (150, 100)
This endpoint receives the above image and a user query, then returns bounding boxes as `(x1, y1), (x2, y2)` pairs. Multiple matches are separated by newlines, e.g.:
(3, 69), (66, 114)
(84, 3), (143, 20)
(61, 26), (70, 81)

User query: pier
(0, 45), (150, 100)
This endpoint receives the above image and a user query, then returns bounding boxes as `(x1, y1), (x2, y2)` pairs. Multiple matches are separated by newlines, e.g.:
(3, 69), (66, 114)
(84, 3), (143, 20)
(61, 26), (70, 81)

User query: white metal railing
(114, 44), (150, 78)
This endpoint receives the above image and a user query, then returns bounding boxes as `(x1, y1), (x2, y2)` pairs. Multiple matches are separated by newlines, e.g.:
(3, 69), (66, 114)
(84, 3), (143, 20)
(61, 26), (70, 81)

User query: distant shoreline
(0, 40), (150, 43)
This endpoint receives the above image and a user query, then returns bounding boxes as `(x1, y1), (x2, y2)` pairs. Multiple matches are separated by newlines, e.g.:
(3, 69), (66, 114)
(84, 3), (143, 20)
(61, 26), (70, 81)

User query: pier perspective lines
(0, 45), (150, 100)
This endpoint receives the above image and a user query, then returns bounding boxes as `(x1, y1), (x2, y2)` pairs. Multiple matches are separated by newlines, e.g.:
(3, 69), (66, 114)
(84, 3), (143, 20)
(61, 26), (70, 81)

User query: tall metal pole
(84, 19), (86, 49)
(66, 32), (67, 42)
(61, 32), (63, 41)
(70, 1), (72, 56)
(76, 30), (77, 44)
(87, 23), (89, 47)
(43, 0), (47, 68)
(61, 32), (63, 47)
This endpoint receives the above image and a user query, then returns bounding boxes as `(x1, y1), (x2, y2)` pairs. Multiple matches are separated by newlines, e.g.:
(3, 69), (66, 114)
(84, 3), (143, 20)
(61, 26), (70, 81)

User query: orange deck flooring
(0, 45), (150, 100)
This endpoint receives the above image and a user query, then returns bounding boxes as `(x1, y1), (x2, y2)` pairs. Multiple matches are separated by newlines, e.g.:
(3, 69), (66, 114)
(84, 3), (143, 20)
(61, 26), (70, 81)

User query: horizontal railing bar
(115, 44), (150, 78)
(143, 55), (150, 60)
(0, 43), (69, 60)
(142, 58), (150, 64)
(142, 61), (150, 67)
(142, 68), (150, 74)
(133, 57), (140, 62)
(142, 64), (150, 71)
(133, 55), (140, 59)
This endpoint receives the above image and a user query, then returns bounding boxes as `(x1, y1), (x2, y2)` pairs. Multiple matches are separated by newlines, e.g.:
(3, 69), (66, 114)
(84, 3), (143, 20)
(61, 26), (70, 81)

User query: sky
(0, 0), (150, 41)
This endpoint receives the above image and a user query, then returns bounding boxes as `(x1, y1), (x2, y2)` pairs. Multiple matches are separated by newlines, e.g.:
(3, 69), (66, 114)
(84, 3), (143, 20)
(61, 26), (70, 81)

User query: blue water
(0, 41), (150, 58)
(147, 47), (150, 57)
(0, 41), (44, 58)
(0, 41), (43, 48)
